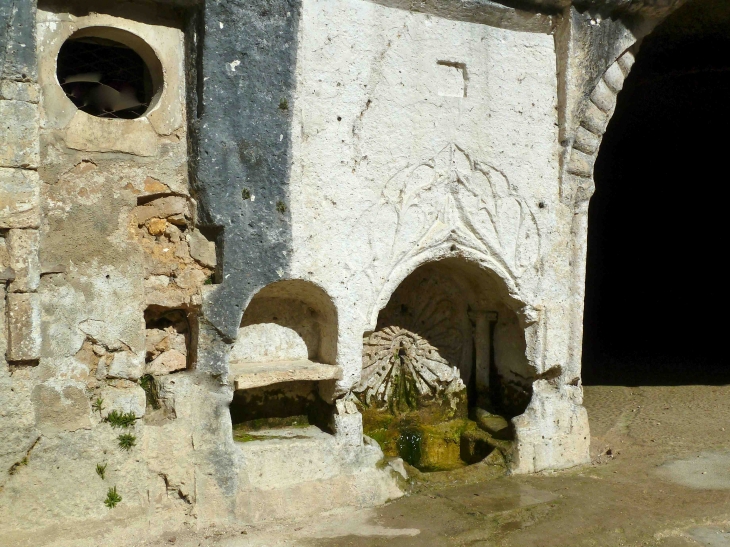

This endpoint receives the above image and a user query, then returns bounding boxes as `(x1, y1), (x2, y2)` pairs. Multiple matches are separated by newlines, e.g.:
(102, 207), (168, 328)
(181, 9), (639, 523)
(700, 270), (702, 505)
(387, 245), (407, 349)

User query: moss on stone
(139, 374), (161, 410)
(360, 394), (513, 472)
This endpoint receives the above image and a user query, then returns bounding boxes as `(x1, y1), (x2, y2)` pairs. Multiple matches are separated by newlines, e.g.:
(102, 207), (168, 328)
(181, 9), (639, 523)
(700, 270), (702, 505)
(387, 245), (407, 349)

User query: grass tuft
(117, 433), (136, 451)
(106, 410), (137, 428)
(104, 486), (122, 508)
(92, 398), (104, 415)
(96, 462), (107, 480)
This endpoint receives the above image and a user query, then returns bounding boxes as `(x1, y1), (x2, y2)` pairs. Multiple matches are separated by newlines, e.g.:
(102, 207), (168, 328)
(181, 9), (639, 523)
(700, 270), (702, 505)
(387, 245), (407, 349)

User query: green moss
(278, 98), (288, 111)
(232, 431), (308, 443)
(363, 407), (479, 471)
(276, 201), (287, 214)
(139, 375), (161, 410)
(382, 356), (420, 414)
(234, 414), (311, 432)
(242, 188), (251, 200)
(357, 375), (510, 472)
(366, 428), (391, 448)
(396, 429), (423, 467)
(416, 420), (471, 471)
(233, 432), (258, 443)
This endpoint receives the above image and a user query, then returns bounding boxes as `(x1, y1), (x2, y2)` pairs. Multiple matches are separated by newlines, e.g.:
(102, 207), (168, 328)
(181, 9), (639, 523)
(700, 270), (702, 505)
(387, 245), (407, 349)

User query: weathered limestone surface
(6, 228), (40, 292)
(0, 167), (40, 229)
(0, 100), (39, 168)
(231, 360), (342, 390)
(6, 292), (41, 360)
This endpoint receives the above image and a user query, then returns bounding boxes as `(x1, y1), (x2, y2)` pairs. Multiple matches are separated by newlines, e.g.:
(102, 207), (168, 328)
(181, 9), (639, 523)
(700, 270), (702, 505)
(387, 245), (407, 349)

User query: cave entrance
(582, 0), (730, 386)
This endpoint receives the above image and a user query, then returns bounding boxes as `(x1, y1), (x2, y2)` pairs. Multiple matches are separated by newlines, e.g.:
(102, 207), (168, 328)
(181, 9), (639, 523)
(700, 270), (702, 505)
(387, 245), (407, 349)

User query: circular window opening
(56, 28), (163, 120)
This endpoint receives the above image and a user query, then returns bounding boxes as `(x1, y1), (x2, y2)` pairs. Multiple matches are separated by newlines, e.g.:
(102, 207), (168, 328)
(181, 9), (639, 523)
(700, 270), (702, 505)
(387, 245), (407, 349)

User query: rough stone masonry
(0, 0), (690, 544)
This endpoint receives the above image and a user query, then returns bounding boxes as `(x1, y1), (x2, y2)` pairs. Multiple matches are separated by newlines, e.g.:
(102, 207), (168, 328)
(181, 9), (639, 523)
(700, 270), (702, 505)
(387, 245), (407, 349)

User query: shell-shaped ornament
(356, 326), (464, 412)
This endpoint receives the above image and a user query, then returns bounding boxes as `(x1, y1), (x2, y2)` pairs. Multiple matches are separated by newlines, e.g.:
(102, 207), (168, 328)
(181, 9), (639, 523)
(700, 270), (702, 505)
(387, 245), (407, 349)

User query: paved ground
(46, 384), (730, 547)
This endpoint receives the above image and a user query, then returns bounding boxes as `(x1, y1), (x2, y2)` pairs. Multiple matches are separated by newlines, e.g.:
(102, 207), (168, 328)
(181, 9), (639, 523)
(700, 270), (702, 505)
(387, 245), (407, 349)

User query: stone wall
(0, 0), (686, 543)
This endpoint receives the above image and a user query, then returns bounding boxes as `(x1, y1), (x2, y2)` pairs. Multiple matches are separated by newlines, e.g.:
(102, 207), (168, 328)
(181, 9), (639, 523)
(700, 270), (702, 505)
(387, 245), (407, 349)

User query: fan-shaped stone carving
(356, 326), (465, 412)
(374, 267), (473, 382)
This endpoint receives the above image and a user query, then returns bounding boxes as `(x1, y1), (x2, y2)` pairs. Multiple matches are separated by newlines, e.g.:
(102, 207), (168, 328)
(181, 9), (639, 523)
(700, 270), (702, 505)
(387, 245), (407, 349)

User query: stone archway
(353, 258), (533, 471)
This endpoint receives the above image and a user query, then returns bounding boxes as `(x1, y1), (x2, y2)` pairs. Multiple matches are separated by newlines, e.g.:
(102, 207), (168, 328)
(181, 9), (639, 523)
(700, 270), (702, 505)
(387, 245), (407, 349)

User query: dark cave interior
(582, 0), (730, 386)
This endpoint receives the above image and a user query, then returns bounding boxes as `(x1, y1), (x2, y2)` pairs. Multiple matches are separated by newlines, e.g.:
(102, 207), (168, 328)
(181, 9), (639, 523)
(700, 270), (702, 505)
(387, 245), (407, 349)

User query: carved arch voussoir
(566, 49), (636, 207)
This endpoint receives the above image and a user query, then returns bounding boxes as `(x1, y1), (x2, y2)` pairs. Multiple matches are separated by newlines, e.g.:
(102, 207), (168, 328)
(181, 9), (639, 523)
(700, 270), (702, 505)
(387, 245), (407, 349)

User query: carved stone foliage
(348, 143), (540, 302)
(356, 326), (464, 412)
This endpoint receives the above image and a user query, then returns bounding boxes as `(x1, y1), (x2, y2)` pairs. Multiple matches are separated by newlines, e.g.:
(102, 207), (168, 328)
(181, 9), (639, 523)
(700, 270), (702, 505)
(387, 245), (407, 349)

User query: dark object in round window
(57, 36), (156, 119)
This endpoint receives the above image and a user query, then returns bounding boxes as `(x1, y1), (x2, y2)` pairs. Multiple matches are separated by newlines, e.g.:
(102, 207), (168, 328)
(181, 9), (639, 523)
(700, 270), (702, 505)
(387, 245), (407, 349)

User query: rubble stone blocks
(0, 167), (40, 229)
(188, 230), (217, 268)
(6, 228), (40, 292)
(0, 100), (40, 169)
(99, 385), (147, 419)
(146, 349), (187, 375)
(0, 81), (40, 103)
(106, 350), (145, 381)
(32, 384), (92, 434)
(6, 292), (41, 361)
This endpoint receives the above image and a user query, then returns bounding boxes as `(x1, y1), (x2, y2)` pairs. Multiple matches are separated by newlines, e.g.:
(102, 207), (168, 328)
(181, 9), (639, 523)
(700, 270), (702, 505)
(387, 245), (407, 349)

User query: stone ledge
(230, 360), (342, 391)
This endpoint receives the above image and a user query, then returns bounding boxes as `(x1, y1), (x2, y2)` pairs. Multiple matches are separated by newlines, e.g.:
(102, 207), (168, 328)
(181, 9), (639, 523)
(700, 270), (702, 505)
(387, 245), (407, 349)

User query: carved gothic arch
(364, 242), (527, 335)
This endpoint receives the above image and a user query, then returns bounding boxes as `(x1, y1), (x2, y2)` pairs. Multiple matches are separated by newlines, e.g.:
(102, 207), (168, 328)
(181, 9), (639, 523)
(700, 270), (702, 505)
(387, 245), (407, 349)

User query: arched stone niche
(229, 279), (341, 390)
(359, 258), (533, 417)
(228, 280), (341, 436)
(231, 279), (337, 366)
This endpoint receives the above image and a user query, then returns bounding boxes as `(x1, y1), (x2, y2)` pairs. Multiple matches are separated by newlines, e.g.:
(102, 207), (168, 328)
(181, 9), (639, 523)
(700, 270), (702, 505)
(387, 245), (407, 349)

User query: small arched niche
(355, 258), (533, 471)
(229, 280), (340, 440)
(231, 279), (337, 366)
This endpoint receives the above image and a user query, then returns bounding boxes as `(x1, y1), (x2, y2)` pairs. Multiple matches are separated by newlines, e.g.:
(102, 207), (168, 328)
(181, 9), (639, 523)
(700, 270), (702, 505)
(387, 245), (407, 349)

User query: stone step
(474, 408), (513, 440)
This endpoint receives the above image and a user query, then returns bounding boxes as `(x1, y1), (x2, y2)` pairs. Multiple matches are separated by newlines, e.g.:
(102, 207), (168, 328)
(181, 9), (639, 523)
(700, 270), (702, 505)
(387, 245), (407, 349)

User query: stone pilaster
(1, 0), (40, 365)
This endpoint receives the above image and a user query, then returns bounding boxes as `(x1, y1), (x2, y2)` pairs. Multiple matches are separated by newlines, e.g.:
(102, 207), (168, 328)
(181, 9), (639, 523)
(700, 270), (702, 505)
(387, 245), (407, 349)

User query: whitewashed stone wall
(288, 0), (588, 472)
(0, 0), (680, 542)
